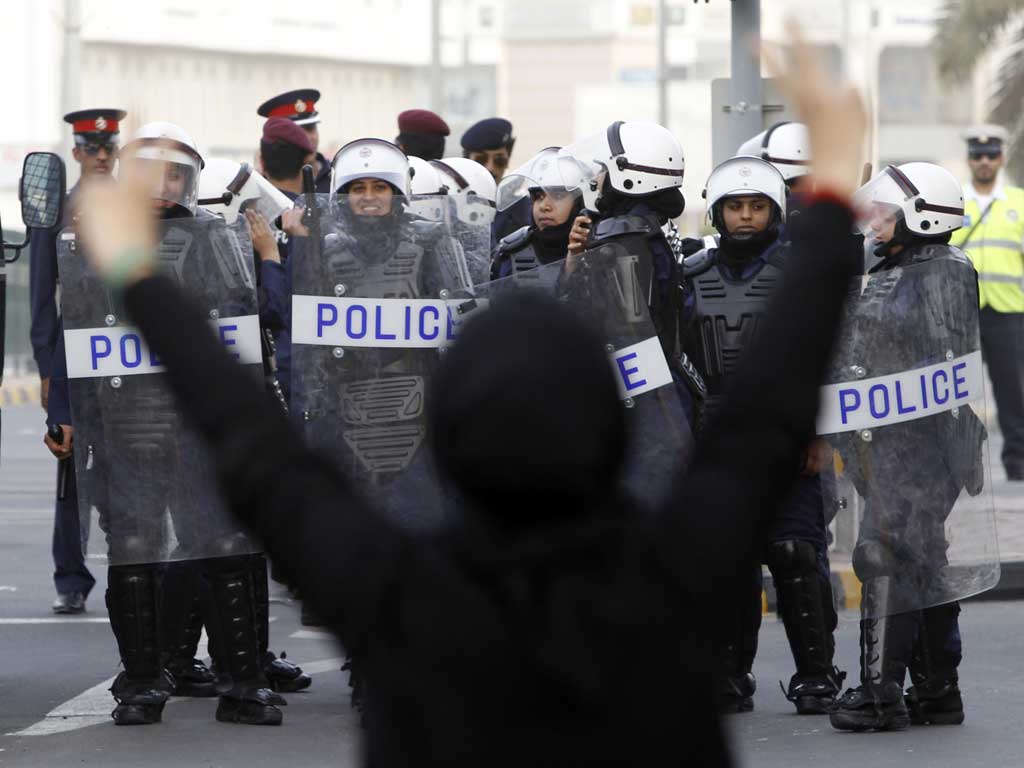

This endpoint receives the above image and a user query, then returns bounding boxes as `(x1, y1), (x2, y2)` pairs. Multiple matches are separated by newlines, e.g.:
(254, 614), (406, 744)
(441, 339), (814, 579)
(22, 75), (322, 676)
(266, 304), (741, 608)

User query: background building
(0, 0), (1009, 373)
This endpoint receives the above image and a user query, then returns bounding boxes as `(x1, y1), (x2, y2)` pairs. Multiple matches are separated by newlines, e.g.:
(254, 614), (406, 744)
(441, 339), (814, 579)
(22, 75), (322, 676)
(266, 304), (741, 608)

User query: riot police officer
(557, 120), (698, 502)
(53, 122), (285, 725)
(34, 108), (125, 613)
(432, 156), (498, 282)
(829, 163), (987, 731)
(680, 155), (844, 714)
(490, 147), (581, 282)
(288, 137), (472, 704)
(738, 122), (812, 197)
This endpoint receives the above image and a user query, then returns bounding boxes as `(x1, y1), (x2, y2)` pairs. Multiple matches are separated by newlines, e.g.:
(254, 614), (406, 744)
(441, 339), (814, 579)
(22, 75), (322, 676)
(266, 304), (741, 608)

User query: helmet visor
(556, 132), (610, 194)
(121, 145), (200, 214)
(853, 169), (909, 236)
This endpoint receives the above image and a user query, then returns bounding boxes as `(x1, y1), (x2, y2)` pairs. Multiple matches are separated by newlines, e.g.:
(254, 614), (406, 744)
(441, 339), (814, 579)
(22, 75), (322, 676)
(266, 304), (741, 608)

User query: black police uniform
(681, 216), (843, 714)
(257, 89), (331, 193)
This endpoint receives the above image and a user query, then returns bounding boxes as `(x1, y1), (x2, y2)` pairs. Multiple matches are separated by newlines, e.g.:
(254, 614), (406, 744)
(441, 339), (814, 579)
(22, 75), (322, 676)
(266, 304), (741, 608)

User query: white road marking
(289, 629), (333, 641)
(0, 618), (109, 624)
(7, 675), (117, 736)
(294, 657), (345, 675)
(8, 656), (345, 737)
(0, 585), (18, 592)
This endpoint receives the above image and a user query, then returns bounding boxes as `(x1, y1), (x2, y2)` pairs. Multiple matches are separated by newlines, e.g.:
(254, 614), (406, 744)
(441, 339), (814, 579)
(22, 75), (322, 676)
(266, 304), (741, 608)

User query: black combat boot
(106, 565), (170, 725)
(830, 578), (911, 732)
(207, 556), (283, 725)
(161, 561), (218, 697)
(905, 602), (964, 725)
(767, 540), (845, 714)
(250, 554), (312, 693)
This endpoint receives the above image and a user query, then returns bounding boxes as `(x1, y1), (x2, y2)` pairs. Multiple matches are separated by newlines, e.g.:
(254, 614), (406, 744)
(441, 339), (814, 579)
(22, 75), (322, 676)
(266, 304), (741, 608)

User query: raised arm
(661, 25), (866, 591)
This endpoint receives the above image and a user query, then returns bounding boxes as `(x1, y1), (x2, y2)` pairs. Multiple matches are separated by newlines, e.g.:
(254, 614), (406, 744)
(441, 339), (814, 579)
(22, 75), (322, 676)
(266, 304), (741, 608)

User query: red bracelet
(801, 187), (854, 212)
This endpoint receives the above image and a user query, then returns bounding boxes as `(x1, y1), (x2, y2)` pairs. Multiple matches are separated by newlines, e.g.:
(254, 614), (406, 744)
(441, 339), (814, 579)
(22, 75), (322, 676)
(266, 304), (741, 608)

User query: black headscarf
(429, 290), (625, 530)
(532, 197), (584, 264)
(596, 178), (685, 221)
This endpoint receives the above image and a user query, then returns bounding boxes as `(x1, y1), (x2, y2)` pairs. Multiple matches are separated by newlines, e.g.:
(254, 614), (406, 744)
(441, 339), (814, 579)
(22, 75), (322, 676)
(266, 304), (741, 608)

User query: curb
(762, 560), (1024, 616)
(0, 379), (40, 408)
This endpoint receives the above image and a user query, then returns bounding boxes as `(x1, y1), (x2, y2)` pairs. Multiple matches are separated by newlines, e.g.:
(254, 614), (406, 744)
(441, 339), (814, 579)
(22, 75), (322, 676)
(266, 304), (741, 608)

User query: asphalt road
(1, 402), (1023, 767)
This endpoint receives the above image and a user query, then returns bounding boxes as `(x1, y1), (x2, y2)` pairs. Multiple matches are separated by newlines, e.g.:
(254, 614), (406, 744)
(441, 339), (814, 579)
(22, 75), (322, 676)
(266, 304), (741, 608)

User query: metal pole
(430, 0), (443, 112)
(840, 0), (852, 80)
(729, 0), (763, 156)
(60, 0), (82, 169)
(657, 0), (668, 127)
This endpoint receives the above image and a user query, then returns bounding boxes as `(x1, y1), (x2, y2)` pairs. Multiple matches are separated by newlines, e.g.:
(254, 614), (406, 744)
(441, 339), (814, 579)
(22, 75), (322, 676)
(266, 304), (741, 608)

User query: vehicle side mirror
(19, 152), (66, 230)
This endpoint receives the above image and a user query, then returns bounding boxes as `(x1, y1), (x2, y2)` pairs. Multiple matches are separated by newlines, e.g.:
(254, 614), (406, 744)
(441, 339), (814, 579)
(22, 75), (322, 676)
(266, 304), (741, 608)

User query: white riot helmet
(431, 157), (497, 226)
(121, 121), (204, 214)
(557, 121), (684, 208)
(407, 156), (449, 221)
(854, 163), (965, 238)
(495, 147), (571, 212)
(704, 156), (787, 235)
(330, 138), (411, 197)
(197, 158), (293, 225)
(736, 122), (811, 183)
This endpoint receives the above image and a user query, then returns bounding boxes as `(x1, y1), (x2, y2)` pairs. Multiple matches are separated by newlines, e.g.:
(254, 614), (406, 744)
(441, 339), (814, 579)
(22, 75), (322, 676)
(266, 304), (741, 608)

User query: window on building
(665, 3), (686, 25)
(479, 5), (494, 28)
(631, 3), (654, 26)
(878, 46), (972, 125)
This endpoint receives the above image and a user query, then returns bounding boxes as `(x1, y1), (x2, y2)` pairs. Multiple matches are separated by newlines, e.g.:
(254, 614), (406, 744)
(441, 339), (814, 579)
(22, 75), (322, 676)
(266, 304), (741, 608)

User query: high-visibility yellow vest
(950, 187), (1024, 312)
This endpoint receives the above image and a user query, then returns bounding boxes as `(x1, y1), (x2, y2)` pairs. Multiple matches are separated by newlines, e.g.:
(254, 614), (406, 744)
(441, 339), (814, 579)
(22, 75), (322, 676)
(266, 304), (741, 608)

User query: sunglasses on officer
(969, 150), (1002, 161)
(469, 150), (510, 170)
(80, 142), (119, 157)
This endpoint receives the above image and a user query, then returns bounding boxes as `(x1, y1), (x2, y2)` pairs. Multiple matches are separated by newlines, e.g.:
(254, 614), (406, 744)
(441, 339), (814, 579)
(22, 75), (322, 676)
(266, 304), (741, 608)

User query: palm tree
(934, 0), (1024, 179)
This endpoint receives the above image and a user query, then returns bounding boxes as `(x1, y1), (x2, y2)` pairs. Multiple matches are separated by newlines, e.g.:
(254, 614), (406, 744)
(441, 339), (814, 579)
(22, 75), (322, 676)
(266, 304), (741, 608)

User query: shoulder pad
(682, 248), (715, 278)
(763, 241), (789, 270)
(496, 225), (532, 253)
(592, 215), (658, 241)
(912, 243), (973, 269)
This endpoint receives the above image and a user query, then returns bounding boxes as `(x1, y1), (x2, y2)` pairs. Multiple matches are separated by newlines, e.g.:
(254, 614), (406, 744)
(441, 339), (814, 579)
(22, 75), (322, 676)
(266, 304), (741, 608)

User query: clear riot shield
(290, 194), (472, 530)
(57, 215), (264, 566)
(451, 251), (694, 508)
(449, 204), (492, 286)
(817, 255), (999, 619)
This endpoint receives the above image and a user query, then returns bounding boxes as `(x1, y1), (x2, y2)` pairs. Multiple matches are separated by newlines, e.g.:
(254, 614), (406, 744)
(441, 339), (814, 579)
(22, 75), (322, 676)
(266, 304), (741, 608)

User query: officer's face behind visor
(530, 187), (578, 230)
(853, 171), (906, 244)
(720, 194), (773, 237)
(866, 203), (900, 244)
(120, 156), (195, 213)
(345, 177), (395, 217)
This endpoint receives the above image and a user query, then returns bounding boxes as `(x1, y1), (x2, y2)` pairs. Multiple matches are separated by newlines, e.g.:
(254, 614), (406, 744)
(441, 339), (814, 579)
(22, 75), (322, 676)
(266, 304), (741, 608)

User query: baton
(301, 164), (323, 275)
(48, 424), (70, 501)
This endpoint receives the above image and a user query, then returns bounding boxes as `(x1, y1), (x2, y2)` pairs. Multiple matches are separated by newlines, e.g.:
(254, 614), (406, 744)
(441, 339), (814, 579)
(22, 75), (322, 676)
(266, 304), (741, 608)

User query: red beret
(261, 117), (314, 153)
(397, 109), (450, 137)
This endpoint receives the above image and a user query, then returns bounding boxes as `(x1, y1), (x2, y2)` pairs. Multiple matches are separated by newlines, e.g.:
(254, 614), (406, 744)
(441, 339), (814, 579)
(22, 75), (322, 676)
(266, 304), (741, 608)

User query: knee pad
(109, 535), (156, 564)
(766, 539), (817, 579)
(206, 532), (255, 559)
(852, 539), (896, 581)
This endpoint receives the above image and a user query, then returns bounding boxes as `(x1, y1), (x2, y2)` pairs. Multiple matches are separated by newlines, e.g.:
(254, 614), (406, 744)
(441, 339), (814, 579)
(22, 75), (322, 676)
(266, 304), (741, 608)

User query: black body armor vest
(683, 245), (786, 416)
